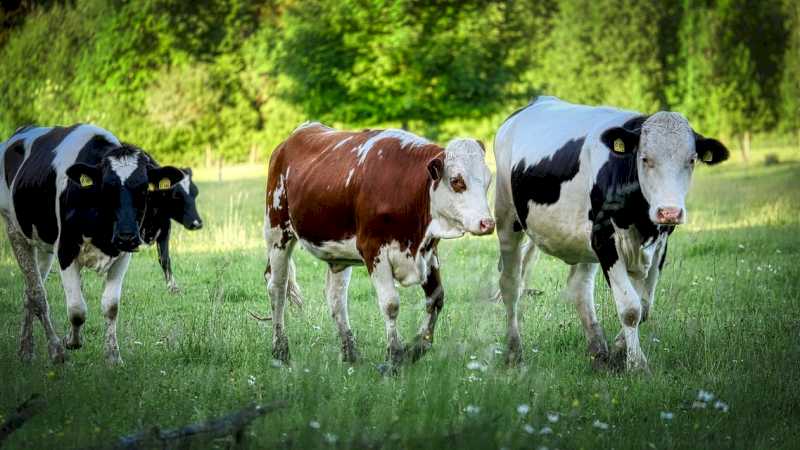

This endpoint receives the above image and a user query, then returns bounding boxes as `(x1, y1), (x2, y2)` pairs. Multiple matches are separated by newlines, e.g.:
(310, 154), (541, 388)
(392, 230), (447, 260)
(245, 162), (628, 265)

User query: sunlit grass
(0, 147), (798, 449)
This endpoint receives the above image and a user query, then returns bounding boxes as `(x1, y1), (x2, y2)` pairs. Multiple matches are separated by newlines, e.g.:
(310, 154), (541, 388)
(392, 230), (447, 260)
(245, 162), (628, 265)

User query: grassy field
(1, 147), (799, 449)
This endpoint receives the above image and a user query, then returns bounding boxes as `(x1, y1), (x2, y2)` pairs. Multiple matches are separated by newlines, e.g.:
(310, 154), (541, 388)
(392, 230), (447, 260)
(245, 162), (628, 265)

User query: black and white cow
(139, 150), (203, 293)
(494, 96), (729, 371)
(0, 125), (184, 364)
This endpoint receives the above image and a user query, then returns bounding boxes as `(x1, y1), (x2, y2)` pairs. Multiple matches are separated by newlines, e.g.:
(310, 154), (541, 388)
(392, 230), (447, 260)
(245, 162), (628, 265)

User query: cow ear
(427, 157), (444, 181)
(601, 127), (640, 155)
(148, 166), (184, 191)
(66, 163), (101, 189)
(694, 133), (729, 165)
(181, 167), (193, 176)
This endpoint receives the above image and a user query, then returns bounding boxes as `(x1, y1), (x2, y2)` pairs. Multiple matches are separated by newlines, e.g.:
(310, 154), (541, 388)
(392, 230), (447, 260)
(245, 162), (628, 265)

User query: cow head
(428, 139), (495, 237)
(147, 167), (203, 230)
(66, 146), (184, 252)
(601, 112), (729, 226)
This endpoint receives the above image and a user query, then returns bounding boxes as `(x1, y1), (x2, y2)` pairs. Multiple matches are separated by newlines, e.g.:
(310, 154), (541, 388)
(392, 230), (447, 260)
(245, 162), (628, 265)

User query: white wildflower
(691, 401), (707, 409)
(247, 375), (256, 386)
(312, 325), (321, 331)
(660, 411), (674, 420)
(539, 426), (553, 435)
(517, 404), (531, 415)
(697, 390), (714, 402)
(737, 244), (745, 249)
(714, 400), (729, 413)
(323, 432), (338, 444)
(547, 412), (560, 423)
(347, 367), (355, 376)
(593, 420), (609, 430)
(465, 405), (481, 416)
(523, 424), (535, 434)
(309, 420), (321, 429)
(466, 361), (486, 372)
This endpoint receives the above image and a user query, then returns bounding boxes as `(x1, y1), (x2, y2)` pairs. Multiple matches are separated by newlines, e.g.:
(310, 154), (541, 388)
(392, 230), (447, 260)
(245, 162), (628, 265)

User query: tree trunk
(740, 130), (751, 163)
(401, 119), (409, 131)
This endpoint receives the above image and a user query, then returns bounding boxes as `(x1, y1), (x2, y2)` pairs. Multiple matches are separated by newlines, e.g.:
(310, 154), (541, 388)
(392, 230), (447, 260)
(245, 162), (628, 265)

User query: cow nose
(655, 207), (684, 224)
(114, 233), (141, 251)
(478, 218), (496, 235)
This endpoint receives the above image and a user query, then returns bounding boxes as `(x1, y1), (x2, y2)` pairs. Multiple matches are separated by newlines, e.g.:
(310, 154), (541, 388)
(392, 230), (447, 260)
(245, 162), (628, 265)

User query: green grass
(1, 148), (799, 449)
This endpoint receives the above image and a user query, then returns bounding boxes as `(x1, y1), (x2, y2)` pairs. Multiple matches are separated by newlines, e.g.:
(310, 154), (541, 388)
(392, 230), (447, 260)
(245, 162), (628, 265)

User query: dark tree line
(0, 0), (796, 162)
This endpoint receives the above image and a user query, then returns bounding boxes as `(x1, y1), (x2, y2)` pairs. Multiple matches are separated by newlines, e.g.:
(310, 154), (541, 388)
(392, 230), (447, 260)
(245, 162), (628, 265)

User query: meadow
(0, 146), (798, 449)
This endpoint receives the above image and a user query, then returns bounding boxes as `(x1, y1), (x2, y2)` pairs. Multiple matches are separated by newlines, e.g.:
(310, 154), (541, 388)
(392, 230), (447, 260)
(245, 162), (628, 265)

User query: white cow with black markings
(494, 96), (729, 371)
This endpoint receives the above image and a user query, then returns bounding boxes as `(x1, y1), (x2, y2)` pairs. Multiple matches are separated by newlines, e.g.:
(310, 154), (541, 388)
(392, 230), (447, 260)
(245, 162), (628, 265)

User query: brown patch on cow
(106, 303), (118, 321)
(267, 124), (445, 271)
(622, 307), (640, 327)
(476, 140), (486, 153)
(450, 174), (467, 193)
(3, 140), (24, 188)
(385, 300), (399, 319)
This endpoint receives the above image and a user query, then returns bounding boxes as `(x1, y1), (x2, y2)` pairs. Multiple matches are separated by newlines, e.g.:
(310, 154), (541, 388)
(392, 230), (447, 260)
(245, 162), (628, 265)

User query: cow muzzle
(654, 206), (685, 225)
(113, 232), (142, 252)
(471, 217), (496, 236)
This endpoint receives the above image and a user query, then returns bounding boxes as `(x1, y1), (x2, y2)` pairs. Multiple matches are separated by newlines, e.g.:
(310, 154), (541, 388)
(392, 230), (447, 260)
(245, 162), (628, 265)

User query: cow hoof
(607, 346), (626, 372)
(376, 362), (399, 377)
(587, 335), (610, 371)
(48, 341), (66, 364)
(386, 345), (405, 368)
(505, 347), (523, 367)
(18, 341), (34, 363)
(406, 334), (433, 363)
(167, 283), (181, 295)
(523, 288), (544, 297)
(106, 351), (123, 366)
(272, 334), (290, 363)
(64, 330), (83, 350)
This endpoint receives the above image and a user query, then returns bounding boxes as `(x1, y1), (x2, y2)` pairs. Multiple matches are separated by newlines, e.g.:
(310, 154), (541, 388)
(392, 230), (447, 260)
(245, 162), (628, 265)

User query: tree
(273, 0), (529, 133)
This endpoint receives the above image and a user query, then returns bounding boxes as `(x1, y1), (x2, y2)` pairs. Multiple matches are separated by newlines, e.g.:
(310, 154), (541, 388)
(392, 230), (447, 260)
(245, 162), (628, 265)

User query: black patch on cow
(3, 140), (24, 189)
(11, 126), (81, 243)
(588, 148), (664, 276)
(658, 239), (668, 271)
(510, 137), (584, 227)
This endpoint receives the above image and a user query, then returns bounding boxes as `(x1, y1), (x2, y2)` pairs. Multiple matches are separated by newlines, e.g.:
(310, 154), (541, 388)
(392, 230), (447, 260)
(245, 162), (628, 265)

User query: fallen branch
(0, 394), (45, 446)
(248, 310), (272, 321)
(102, 400), (287, 450)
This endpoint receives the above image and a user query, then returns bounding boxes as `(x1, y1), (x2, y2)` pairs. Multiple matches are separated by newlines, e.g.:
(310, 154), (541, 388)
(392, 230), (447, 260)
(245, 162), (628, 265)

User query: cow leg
(60, 261), (87, 350)
(632, 239), (667, 323)
(605, 260), (648, 372)
(156, 226), (179, 294)
(370, 258), (404, 367)
(408, 263), (443, 363)
(265, 227), (296, 363)
(496, 199), (526, 365)
(325, 266), (358, 362)
(566, 263), (608, 369)
(519, 240), (541, 296)
(36, 248), (55, 281)
(287, 258), (304, 308)
(4, 221), (64, 363)
(101, 253), (130, 365)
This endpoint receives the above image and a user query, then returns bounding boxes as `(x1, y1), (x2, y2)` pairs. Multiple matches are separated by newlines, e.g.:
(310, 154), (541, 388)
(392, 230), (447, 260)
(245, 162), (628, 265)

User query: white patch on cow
(272, 174), (285, 210)
(51, 125), (121, 175)
(354, 129), (430, 165)
(294, 121), (326, 132)
(178, 173), (191, 194)
(77, 239), (118, 274)
(345, 168), (355, 187)
(611, 220), (665, 279)
(108, 155), (139, 183)
(299, 237), (361, 263)
(333, 136), (353, 150)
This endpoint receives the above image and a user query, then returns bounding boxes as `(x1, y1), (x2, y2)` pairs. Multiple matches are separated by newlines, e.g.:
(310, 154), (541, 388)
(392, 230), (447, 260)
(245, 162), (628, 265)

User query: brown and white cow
(264, 122), (494, 368)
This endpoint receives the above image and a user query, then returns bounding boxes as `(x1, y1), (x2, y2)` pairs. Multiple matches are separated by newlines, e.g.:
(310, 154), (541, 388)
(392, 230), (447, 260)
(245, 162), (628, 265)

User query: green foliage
(0, 0), (796, 162)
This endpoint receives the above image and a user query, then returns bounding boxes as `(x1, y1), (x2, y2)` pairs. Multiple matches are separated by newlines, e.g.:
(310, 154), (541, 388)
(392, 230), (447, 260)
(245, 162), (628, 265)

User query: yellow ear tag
(613, 138), (625, 153)
(148, 183), (156, 192)
(702, 150), (713, 162)
(79, 174), (93, 187)
(158, 178), (171, 190)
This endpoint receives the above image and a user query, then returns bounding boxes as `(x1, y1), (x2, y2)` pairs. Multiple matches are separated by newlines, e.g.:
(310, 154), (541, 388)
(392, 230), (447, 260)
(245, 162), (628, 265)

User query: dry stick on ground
(0, 394), (45, 447)
(100, 400), (287, 450)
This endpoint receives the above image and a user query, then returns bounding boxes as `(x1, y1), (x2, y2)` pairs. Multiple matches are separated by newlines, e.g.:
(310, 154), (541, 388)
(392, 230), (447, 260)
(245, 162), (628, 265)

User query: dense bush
(0, 0), (796, 164)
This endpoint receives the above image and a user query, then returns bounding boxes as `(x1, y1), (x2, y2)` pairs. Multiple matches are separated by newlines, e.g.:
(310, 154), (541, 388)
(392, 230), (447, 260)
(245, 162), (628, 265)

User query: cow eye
(640, 156), (655, 169)
(449, 175), (467, 193)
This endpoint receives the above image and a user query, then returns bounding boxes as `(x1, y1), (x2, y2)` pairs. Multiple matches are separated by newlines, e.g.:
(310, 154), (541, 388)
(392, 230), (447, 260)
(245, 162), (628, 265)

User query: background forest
(0, 0), (798, 164)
